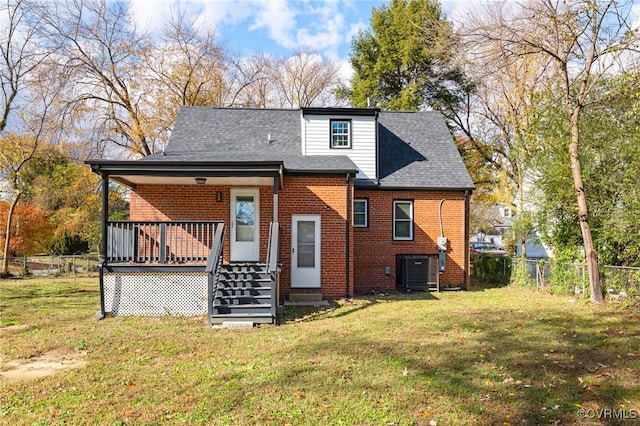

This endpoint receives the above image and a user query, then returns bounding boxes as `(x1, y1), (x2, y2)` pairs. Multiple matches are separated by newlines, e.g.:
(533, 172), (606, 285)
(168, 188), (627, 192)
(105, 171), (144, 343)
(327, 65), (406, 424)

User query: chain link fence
(510, 258), (640, 300)
(1, 254), (101, 277)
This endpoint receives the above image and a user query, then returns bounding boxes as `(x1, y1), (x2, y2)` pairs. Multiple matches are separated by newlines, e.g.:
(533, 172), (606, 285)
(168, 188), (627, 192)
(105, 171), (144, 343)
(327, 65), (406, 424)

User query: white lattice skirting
(103, 272), (207, 316)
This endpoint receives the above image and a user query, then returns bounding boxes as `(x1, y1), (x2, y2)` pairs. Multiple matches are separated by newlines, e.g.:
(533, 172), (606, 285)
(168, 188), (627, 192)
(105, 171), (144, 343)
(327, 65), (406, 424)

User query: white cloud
(127, 0), (380, 64)
(249, 0), (298, 49)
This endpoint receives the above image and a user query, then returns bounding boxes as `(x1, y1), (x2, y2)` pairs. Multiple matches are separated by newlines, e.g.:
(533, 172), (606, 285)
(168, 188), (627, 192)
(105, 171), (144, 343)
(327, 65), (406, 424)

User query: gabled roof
(144, 107), (357, 174)
(94, 106), (473, 191)
(377, 111), (474, 190)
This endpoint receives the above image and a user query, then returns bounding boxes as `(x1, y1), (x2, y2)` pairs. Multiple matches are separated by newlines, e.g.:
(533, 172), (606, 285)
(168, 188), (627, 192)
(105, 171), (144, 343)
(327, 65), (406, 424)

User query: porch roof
(87, 156), (358, 189)
(87, 159), (285, 189)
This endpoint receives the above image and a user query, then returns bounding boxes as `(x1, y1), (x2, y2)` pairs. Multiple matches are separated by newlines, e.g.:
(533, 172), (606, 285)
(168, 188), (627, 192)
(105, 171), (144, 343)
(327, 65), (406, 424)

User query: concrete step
(209, 313), (274, 325)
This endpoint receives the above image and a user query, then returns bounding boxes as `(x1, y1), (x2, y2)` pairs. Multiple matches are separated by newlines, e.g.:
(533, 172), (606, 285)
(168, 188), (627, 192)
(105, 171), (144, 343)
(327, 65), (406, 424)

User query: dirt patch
(0, 351), (87, 383)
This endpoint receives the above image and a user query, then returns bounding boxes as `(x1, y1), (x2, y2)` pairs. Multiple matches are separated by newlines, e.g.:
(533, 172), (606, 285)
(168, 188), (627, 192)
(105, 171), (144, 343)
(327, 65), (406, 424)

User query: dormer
(301, 107), (379, 181)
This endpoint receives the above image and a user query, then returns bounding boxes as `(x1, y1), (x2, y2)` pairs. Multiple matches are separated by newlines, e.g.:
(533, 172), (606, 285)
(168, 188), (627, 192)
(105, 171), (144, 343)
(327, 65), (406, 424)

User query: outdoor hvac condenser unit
(397, 255), (439, 292)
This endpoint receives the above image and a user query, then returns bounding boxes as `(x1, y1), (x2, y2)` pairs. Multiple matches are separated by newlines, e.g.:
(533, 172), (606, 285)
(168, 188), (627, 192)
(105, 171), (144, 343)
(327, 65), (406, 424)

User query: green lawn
(1, 278), (639, 425)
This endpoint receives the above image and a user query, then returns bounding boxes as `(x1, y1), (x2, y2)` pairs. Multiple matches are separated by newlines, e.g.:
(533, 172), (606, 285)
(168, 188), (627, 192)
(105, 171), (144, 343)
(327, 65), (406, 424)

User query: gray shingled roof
(377, 111), (474, 190)
(143, 106), (358, 173)
(146, 106), (473, 190)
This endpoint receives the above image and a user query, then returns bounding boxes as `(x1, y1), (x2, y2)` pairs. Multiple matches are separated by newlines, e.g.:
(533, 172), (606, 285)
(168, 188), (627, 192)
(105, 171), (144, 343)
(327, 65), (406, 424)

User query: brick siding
(129, 180), (469, 300)
(353, 189), (470, 293)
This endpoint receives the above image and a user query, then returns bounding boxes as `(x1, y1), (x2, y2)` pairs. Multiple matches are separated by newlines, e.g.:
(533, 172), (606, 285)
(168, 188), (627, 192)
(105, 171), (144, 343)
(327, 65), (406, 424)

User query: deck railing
(207, 224), (226, 325)
(106, 221), (223, 264)
(266, 222), (280, 320)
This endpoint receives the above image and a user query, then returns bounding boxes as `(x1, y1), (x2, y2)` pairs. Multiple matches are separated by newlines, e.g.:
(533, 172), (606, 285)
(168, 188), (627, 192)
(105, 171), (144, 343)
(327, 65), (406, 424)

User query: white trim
(393, 200), (413, 240)
(353, 199), (368, 227)
(301, 113), (307, 155)
(291, 215), (321, 288)
(230, 188), (260, 261)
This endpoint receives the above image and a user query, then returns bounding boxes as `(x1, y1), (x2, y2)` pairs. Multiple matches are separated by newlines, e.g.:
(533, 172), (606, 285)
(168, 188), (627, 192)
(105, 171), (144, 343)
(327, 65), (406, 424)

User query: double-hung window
(330, 120), (351, 148)
(353, 199), (368, 227)
(393, 200), (413, 240)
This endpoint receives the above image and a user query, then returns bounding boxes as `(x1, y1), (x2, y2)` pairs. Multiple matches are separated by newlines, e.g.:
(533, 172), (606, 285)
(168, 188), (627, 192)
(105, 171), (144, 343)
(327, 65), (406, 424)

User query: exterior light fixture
(195, 177), (206, 185)
(216, 191), (222, 202)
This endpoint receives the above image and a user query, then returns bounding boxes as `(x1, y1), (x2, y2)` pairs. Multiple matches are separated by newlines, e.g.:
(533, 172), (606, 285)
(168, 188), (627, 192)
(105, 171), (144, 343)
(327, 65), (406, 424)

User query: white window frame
(353, 199), (368, 228)
(330, 119), (351, 149)
(393, 200), (413, 240)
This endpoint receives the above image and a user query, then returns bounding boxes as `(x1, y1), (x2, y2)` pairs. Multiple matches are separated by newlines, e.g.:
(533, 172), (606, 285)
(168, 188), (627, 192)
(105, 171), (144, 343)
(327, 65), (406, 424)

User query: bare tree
(146, 3), (228, 142)
(461, 31), (555, 256)
(0, 0), (52, 131)
(464, 0), (640, 303)
(1, 0), (62, 275)
(226, 53), (274, 108)
(34, 0), (157, 158)
(271, 50), (341, 108)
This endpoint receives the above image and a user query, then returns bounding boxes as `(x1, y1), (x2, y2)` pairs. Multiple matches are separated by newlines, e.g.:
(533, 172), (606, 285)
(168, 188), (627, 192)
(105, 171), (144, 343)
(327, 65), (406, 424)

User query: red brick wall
(353, 190), (469, 293)
(130, 185), (274, 264)
(129, 177), (354, 300)
(278, 175), (354, 300)
(128, 182), (469, 299)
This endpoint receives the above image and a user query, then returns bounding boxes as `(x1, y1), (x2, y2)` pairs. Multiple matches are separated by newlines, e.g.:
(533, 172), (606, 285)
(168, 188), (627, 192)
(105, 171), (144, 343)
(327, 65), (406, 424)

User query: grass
(1, 277), (639, 425)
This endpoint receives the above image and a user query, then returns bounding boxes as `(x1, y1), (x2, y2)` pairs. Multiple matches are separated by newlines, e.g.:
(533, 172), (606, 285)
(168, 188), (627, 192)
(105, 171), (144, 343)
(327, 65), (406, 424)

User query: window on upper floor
(330, 119), (351, 149)
(393, 200), (414, 240)
(353, 199), (368, 227)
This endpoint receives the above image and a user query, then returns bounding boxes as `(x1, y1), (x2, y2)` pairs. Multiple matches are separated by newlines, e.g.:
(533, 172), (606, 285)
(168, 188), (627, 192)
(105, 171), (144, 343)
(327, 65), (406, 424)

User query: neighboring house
(470, 204), (513, 249)
(87, 107), (474, 324)
(516, 233), (554, 260)
(471, 204), (553, 259)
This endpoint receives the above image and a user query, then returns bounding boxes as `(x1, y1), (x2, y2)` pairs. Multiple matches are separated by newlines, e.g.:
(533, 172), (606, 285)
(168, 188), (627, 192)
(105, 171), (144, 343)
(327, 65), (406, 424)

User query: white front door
(291, 215), (321, 288)
(230, 189), (260, 261)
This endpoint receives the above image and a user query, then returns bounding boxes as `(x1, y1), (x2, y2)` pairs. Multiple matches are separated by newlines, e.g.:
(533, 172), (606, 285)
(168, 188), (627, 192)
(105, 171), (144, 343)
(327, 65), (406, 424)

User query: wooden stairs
(210, 263), (276, 325)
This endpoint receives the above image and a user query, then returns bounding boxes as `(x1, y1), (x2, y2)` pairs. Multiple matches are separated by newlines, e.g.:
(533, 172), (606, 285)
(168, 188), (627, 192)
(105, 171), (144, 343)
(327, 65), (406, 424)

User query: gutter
(345, 173), (351, 299)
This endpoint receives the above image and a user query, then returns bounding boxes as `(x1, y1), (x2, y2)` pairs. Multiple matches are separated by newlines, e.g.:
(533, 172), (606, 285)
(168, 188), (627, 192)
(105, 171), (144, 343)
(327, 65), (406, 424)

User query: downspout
(464, 190), (471, 290)
(97, 172), (108, 320)
(345, 173), (351, 299)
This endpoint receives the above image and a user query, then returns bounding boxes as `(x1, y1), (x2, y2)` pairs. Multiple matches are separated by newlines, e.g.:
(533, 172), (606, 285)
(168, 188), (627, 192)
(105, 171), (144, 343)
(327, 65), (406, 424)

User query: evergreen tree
(348, 0), (469, 112)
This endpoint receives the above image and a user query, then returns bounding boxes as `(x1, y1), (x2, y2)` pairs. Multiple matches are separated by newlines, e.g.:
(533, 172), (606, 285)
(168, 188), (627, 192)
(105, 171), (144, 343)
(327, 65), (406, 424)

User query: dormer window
(330, 119), (351, 149)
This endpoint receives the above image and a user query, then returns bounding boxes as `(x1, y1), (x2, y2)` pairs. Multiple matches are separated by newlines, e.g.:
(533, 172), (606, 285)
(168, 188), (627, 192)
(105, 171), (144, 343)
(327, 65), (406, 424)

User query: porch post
(97, 172), (109, 320)
(273, 174), (279, 224)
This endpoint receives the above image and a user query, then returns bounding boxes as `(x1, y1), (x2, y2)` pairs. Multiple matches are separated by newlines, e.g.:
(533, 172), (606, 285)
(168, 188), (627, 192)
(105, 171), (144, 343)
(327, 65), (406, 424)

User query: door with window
(291, 215), (321, 288)
(230, 189), (259, 261)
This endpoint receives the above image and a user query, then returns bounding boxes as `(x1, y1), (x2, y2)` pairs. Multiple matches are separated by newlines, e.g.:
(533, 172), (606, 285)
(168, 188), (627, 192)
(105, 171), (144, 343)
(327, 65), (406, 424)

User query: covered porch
(87, 160), (283, 325)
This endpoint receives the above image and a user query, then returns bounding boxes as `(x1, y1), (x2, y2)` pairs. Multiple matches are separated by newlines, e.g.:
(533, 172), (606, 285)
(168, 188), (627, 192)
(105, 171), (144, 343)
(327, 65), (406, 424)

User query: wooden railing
(106, 221), (223, 264)
(266, 222), (280, 319)
(206, 224), (225, 325)
(266, 222), (280, 273)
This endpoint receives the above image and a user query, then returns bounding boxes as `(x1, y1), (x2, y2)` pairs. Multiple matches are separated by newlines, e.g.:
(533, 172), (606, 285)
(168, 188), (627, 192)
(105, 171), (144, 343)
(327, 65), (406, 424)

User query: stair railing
(266, 222), (279, 273)
(206, 223), (225, 325)
(266, 222), (280, 321)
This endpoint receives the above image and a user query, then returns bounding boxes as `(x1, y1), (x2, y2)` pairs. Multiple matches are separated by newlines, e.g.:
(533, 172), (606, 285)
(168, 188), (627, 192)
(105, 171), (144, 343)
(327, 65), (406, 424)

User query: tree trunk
(2, 192), (21, 277)
(518, 170), (527, 258)
(569, 110), (603, 303)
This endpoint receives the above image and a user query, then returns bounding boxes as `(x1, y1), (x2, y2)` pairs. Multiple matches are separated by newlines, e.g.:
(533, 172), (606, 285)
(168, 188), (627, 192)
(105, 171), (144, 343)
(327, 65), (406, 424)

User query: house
(470, 204), (514, 249)
(471, 203), (553, 259)
(87, 107), (474, 325)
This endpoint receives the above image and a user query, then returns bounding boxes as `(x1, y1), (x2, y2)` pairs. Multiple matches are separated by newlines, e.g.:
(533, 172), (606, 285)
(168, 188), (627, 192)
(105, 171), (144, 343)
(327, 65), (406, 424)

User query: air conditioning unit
(397, 255), (439, 292)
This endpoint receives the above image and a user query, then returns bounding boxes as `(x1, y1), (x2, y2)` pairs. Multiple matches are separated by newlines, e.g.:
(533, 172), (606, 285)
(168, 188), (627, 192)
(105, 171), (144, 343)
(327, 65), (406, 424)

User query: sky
(129, 0), (477, 78)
